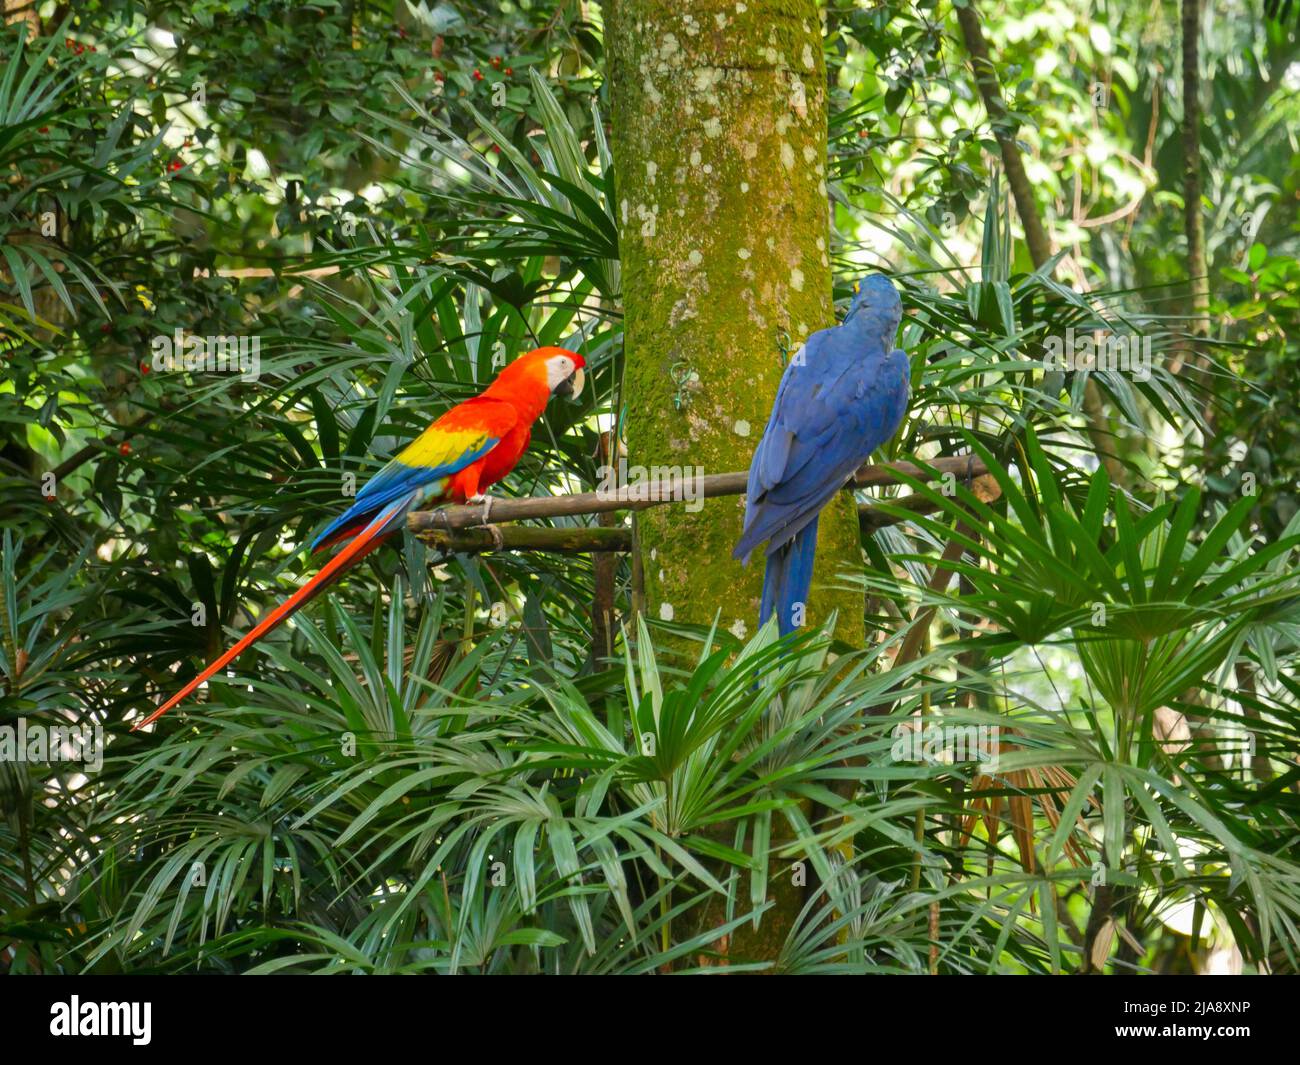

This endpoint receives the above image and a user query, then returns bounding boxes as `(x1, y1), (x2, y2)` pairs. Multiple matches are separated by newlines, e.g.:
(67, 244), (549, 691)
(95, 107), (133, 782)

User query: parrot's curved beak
(554, 366), (585, 400)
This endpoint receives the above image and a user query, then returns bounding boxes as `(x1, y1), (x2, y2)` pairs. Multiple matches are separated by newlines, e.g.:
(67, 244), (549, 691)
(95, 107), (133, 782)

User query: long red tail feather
(134, 501), (405, 730)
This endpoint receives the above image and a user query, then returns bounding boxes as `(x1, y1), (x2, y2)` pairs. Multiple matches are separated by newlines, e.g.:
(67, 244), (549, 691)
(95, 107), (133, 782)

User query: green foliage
(1, 0), (1297, 975)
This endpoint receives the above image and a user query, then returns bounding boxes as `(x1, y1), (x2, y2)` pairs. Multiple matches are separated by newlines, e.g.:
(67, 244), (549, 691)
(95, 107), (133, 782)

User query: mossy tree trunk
(607, 0), (864, 648)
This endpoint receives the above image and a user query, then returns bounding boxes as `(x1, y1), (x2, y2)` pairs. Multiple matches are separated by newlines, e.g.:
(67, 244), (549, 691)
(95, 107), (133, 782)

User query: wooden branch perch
(420, 525), (632, 555)
(410, 457), (992, 553)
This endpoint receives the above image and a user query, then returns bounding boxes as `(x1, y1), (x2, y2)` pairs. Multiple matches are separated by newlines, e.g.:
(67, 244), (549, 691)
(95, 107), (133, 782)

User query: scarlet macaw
(733, 274), (909, 635)
(135, 346), (586, 729)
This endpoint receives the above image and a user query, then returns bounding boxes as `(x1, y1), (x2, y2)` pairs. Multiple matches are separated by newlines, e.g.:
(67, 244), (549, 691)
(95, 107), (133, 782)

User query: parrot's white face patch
(545, 355), (584, 398)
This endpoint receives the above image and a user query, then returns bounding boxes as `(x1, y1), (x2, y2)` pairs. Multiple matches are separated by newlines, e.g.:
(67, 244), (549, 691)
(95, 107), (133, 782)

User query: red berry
(472, 69), (483, 81)
(118, 442), (131, 455)
(434, 71), (445, 82)
(100, 323), (111, 333)
(140, 361), (150, 374)
(490, 56), (501, 68)
(504, 67), (513, 76)
(38, 126), (48, 133)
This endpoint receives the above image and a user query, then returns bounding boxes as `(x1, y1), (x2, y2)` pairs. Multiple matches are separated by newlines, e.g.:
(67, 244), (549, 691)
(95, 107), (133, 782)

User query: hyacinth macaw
(135, 346), (586, 729)
(733, 273), (908, 635)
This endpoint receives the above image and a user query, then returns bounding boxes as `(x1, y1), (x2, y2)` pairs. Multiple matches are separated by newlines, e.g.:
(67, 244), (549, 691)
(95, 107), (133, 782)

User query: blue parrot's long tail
(759, 514), (820, 636)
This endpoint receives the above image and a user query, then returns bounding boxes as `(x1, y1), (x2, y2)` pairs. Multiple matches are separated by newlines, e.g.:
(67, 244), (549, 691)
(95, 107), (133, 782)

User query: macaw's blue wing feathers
(734, 273), (910, 635)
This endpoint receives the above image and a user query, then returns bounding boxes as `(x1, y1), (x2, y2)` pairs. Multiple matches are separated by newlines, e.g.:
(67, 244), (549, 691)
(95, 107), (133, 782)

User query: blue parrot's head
(846, 273), (903, 348)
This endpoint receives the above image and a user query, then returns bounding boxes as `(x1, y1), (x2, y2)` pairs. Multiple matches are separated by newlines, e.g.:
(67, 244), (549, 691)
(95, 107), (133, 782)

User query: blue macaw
(733, 273), (909, 635)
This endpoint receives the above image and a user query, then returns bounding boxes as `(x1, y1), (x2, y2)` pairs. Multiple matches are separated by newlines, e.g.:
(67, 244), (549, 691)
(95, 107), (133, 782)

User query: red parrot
(134, 346), (586, 730)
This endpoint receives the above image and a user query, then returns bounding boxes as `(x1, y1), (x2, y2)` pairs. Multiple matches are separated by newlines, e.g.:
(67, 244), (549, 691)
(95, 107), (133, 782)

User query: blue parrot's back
(733, 274), (910, 635)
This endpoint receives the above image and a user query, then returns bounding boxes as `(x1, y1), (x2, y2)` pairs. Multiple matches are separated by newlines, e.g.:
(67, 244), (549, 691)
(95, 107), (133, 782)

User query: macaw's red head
(488, 347), (586, 412)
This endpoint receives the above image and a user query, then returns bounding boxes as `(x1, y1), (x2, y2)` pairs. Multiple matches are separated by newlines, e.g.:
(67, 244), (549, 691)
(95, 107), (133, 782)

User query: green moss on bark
(608, 0), (864, 646)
